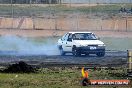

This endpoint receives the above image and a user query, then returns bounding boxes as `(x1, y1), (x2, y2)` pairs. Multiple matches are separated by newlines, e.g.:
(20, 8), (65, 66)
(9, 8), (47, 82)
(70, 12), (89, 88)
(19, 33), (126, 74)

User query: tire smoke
(0, 35), (60, 55)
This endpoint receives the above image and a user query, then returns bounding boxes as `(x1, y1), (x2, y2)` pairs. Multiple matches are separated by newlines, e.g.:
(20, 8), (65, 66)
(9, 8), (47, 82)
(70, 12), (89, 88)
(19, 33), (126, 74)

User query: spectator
(119, 7), (127, 13)
(130, 7), (132, 12)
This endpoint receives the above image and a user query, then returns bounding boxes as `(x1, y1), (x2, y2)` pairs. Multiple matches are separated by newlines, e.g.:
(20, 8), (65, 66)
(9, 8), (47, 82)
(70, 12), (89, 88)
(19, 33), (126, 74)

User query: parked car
(57, 32), (105, 57)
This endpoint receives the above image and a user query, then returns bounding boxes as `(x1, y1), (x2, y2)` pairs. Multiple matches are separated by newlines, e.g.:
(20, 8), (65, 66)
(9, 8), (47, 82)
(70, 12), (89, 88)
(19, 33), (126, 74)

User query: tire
(60, 47), (65, 56)
(72, 47), (80, 57)
(96, 52), (105, 57)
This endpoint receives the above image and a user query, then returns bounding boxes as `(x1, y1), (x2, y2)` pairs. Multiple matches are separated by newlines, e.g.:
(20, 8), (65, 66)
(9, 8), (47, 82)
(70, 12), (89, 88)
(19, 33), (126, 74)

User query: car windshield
(72, 33), (97, 40)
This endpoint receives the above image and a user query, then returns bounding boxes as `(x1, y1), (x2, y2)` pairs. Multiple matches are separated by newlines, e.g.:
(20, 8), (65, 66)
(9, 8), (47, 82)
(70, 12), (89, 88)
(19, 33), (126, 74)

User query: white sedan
(57, 32), (105, 57)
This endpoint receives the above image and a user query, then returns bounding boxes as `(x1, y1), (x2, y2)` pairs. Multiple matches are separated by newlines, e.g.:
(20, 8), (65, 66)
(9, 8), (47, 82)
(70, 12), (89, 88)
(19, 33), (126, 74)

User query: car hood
(73, 40), (104, 46)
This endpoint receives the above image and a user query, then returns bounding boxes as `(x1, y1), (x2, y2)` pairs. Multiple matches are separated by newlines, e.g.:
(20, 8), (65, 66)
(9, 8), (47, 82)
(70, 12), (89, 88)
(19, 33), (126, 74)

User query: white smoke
(0, 35), (60, 55)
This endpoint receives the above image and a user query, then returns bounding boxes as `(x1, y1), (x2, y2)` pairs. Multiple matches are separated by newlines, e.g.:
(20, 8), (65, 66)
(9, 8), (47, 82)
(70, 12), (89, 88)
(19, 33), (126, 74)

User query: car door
(62, 33), (73, 52)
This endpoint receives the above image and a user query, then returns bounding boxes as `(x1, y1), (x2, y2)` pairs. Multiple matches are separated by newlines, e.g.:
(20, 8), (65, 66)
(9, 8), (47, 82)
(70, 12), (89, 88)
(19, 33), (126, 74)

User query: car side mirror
(67, 38), (72, 42)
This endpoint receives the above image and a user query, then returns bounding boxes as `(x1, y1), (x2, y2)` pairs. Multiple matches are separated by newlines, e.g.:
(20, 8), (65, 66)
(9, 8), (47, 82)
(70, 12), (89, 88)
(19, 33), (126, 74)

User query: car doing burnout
(57, 32), (105, 57)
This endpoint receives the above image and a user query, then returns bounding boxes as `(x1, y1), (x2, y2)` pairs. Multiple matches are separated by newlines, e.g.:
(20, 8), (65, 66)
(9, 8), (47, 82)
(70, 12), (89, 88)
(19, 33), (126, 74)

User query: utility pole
(49, 0), (51, 19)
(126, 16), (128, 32)
(48, 0), (52, 30)
(11, 0), (14, 29)
(30, 0), (35, 30)
(59, 0), (62, 5)
(70, 0), (71, 7)
(11, 0), (13, 17)
(89, 0), (91, 16)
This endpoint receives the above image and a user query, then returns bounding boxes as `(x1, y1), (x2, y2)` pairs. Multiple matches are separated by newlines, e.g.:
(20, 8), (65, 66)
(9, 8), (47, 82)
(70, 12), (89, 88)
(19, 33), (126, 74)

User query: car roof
(68, 32), (92, 34)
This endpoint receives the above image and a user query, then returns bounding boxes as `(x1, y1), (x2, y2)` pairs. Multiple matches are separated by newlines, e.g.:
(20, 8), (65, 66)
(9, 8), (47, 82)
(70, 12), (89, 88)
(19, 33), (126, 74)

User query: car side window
(61, 33), (67, 41)
(68, 33), (72, 39)
(61, 33), (73, 41)
(64, 33), (69, 41)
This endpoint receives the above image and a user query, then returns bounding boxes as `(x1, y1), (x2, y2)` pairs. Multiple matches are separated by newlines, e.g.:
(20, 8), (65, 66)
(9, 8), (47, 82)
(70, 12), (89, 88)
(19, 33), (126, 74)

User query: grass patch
(0, 67), (131, 88)
(0, 4), (131, 16)
(101, 37), (132, 51)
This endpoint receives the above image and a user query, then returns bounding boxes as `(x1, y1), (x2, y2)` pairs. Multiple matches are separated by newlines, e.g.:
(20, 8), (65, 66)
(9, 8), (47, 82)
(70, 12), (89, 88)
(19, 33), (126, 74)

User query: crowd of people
(119, 7), (132, 13)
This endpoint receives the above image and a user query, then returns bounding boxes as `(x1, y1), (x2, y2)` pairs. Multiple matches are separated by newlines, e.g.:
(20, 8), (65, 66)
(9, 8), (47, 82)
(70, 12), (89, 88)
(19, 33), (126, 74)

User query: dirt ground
(0, 29), (132, 38)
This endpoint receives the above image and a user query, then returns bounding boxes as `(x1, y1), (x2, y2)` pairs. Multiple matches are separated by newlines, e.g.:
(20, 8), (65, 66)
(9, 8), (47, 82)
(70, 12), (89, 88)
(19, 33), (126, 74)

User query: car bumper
(76, 46), (105, 54)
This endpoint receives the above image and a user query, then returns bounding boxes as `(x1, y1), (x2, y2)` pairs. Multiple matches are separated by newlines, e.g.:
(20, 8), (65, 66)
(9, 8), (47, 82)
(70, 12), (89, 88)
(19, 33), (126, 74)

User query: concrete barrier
(0, 17), (132, 31)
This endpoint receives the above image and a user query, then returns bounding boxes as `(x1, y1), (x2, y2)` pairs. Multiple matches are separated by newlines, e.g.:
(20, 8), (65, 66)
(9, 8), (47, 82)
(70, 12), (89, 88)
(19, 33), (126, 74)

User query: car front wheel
(72, 47), (81, 57)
